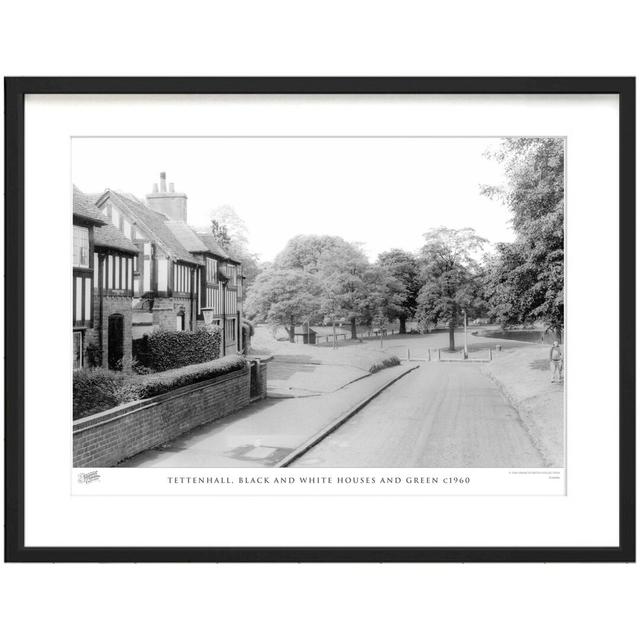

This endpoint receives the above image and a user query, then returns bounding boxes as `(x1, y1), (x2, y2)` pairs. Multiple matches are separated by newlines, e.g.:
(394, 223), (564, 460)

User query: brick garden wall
(73, 365), (251, 467)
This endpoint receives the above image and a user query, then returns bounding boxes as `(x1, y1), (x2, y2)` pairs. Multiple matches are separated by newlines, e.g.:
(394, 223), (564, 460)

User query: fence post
(438, 348), (441, 361)
(407, 348), (410, 361)
(428, 348), (431, 362)
(489, 348), (492, 361)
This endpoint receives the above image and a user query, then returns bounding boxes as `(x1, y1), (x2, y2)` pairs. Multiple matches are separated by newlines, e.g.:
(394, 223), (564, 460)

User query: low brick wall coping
(73, 359), (269, 468)
(73, 366), (248, 434)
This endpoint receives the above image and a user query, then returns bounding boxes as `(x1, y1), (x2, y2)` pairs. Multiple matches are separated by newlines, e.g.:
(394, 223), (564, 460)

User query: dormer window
(73, 225), (90, 267)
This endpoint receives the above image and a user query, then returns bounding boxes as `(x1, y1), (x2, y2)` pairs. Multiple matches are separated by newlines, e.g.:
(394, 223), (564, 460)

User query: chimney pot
(152, 183), (158, 193)
(169, 182), (175, 192)
(160, 172), (167, 191)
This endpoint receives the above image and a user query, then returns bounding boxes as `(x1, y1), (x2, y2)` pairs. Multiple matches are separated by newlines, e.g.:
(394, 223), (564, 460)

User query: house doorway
(108, 313), (124, 370)
(176, 310), (185, 331)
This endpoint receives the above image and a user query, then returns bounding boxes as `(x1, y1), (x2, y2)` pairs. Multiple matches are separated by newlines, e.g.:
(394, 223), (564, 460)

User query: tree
(316, 241), (371, 339)
(244, 267), (321, 342)
(416, 227), (487, 351)
(275, 235), (374, 340)
(210, 206), (260, 289)
(481, 138), (564, 338)
(210, 205), (249, 246)
(376, 249), (420, 333)
(210, 219), (231, 249)
(275, 235), (352, 271)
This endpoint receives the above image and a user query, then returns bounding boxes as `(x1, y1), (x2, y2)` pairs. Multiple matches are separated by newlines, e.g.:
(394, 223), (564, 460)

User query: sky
(72, 137), (514, 262)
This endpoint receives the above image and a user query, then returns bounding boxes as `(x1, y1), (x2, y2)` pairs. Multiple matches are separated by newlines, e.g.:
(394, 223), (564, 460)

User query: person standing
(549, 340), (563, 383)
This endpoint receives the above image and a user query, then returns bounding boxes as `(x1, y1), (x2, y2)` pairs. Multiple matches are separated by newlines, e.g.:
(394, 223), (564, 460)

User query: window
(176, 311), (185, 331)
(73, 225), (89, 267)
(225, 317), (236, 343)
(84, 278), (91, 321)
(73, 331), (83, 369)
(206, 258), (218, 283)
(75, 277), (83, 322)
(227, 264), (237, 286)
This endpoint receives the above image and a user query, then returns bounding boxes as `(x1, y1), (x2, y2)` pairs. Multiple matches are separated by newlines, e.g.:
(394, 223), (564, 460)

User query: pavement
(266, 355), (371, 398)
(292, 362), (546, 468)
(121, 362), (415, 468)
(482, 344), (564, 467)
(258, 335), (405, 398)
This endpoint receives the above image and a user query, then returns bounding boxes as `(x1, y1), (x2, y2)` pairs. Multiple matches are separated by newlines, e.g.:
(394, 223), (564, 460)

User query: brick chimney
(146, 172), (187, 222)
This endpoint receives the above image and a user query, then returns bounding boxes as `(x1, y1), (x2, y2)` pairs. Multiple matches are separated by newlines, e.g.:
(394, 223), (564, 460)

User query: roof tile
(73, 186), (106, 225)
(101, 191), (198, 264)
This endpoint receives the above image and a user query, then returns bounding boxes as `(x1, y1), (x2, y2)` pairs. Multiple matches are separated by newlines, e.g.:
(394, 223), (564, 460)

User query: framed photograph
(4, 77), (635, 562)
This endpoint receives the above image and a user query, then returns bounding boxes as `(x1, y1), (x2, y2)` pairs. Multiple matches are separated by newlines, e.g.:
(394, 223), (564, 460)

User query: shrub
(135, 326), (222, 372)
(368, 354), (401, 374)
(85, 342), (103, 368)
(73, 368), (139, 420)
(131, 357), (153, 376)
(73, 355), (247, 419)
(134, 355), (247, 398)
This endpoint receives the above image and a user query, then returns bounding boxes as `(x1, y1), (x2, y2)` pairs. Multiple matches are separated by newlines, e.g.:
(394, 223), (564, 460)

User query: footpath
(253, 337), (403, 398)
(122, 361), (417, 468)
(482, 343), (564, 467)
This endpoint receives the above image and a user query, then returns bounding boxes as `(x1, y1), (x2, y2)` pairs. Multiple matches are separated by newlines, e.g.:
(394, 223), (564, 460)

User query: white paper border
(24, 93), (619, 547)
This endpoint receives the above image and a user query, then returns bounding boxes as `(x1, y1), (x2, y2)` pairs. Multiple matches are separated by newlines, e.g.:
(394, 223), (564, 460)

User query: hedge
(73, 368), (140, 420)
(134, 355), (246, 399)
(368, 354), (401, 374)
(134, 325), (221, 371)
(73, 355), (247, 420)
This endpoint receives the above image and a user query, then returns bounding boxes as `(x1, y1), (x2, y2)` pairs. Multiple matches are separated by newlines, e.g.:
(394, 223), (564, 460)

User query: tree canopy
(241, 138), (564, 347)
(376, 249), (420, 333)
(244, 267), (321, 342)
(481, 138), (564, 336)
(416, 227), (487, 350)
(210, 205), (260, 288)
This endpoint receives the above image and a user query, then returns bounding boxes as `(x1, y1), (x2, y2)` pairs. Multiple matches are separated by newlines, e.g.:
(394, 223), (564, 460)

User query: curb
(267, 371), (372, 399)
(276, 363), (421, 467)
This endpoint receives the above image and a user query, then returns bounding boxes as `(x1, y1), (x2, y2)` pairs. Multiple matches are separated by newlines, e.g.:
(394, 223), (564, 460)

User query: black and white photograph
(72, 136), (565, 473)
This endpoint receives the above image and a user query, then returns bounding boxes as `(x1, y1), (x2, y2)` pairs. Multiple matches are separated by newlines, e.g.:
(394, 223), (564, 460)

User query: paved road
(292, 363), (545, 468)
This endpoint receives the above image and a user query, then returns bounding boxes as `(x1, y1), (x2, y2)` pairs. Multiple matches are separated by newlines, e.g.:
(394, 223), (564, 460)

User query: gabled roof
(73, 186), (106, 226)
(94, 221), (138, 254)
(195, 232), (241, 264)
(165, 220), (209, 253)
(98, 190), (198, 264)
(194, 232), (230, 259)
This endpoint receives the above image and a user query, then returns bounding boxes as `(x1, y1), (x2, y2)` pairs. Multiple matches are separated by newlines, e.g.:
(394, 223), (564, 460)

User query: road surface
(292, 363), (545, 467)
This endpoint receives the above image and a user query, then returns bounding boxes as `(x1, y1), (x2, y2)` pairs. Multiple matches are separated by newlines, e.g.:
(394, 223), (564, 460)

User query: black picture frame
(4, 77), (635, 563)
